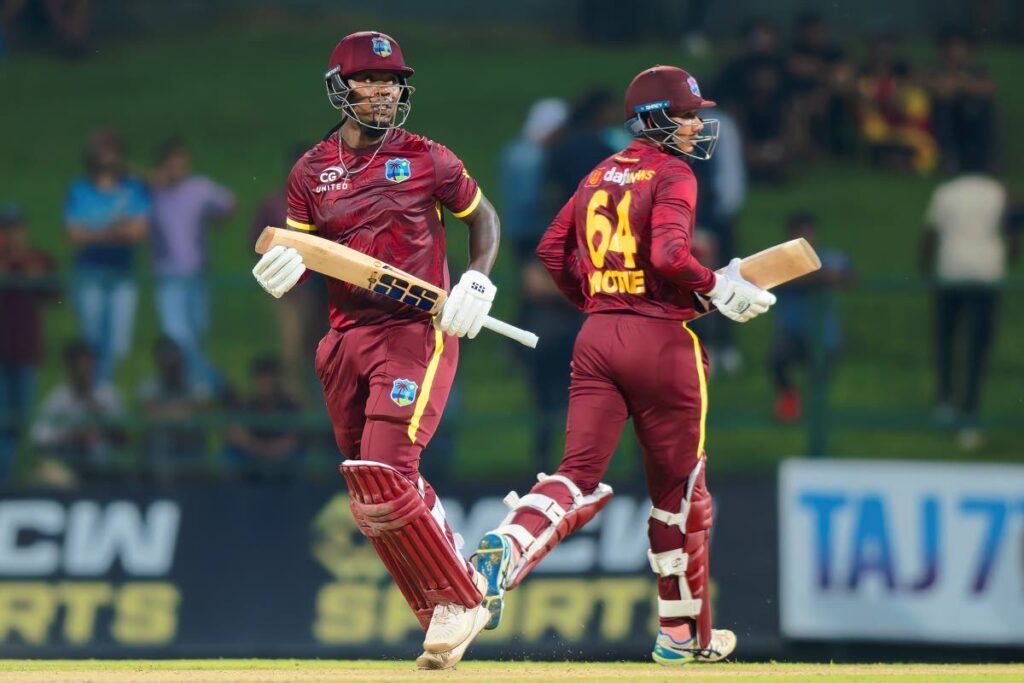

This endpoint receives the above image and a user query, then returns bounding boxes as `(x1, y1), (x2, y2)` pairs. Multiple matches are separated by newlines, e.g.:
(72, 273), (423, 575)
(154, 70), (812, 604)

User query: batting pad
(341, 460), (483, 630)
(500, 474), (614, 590)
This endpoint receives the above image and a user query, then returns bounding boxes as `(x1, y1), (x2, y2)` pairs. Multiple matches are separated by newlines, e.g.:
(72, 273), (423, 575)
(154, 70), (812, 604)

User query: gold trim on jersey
(451, 187), (482, 218)
(682, 321), (708, 460)
(407, 326), (445, 444)
(286, 217), (317, 232)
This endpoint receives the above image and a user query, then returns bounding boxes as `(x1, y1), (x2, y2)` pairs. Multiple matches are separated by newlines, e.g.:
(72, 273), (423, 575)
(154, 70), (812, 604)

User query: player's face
(347, 71), (402, 127)
(669, 111), (704, 153)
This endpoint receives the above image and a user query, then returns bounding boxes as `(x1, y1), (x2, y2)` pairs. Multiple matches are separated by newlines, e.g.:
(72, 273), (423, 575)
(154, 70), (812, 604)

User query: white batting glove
(707, 257), (776, 323)
(438, 270), (496, 339)
(252, 245), (305, 299)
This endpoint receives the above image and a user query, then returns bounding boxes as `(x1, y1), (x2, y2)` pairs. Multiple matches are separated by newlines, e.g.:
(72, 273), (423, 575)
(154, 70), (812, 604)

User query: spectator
(30, 340), (126, 484)
(0, 203), (57, 481)
(150, 136), (236, 391)
(65, 128), (149, 383)
(251, 144), (327, 405)
(498, 97), (569, 264)
(785, 10), (856, 157)
(928, 28), (997, 172)
(1, 0), (91, 59)
(920, 145), (1015, 450)
(857, 35), (937, 174)
(224, 356), (304, 481)
(138, 337), (213, 483)
(690, 106), (747, 373)
(715, 18), (793, 182)
(770, 212), (855, 423)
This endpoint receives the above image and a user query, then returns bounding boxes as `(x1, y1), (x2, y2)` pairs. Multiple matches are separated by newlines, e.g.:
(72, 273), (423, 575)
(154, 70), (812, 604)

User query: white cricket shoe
(415, 610), (487, 671)
(421, 573), (488, 654)
(652, 627), (737, 665)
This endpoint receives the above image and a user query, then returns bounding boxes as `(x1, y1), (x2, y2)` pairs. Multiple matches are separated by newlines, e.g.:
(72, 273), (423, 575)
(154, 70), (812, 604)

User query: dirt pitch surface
(1, 661), (1022, 683)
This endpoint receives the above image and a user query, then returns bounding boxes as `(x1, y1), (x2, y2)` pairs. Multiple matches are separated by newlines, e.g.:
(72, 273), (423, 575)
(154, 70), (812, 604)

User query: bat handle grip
(481, 316), (539, 348)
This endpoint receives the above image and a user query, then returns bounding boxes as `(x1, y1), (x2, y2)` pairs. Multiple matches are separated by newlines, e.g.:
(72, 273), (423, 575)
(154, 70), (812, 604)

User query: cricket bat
(255, 227), (539, 348)
(694, 238), (822, 318)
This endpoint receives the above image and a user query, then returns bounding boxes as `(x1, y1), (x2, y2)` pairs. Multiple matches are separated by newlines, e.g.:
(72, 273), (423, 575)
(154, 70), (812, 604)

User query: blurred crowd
(0, 130), (334, 487)
(1, 12), (1021, 488)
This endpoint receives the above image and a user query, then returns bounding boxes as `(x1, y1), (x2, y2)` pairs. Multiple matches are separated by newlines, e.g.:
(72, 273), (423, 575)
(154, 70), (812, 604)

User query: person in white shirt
(921, 147), (1017, 449)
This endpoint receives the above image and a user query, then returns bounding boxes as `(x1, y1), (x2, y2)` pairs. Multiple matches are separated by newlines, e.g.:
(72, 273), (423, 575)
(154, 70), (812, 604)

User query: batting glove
(438, 270), (496, 338)
(253, 245), (306, 299)
(707, 257), (776, 323)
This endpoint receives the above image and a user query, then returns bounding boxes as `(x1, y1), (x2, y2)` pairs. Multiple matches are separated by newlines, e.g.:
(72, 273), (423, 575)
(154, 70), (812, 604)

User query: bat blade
(256, 226), (446, 315)
(255, 227), (539, 348)
(738, 237), (821, 289)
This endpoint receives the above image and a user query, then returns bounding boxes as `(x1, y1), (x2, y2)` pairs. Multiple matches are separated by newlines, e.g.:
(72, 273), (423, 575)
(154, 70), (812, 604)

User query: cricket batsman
(251, 31), (499, 669)
(470, 66), (776, 664)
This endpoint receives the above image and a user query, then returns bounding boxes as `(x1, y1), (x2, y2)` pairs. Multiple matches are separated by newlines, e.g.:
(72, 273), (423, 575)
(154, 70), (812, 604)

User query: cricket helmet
(623, 65), (719, 160)
(324, 31), (415, 130)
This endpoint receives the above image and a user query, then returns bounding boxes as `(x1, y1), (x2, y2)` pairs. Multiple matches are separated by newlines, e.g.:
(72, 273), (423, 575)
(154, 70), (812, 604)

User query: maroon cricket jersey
(286, 128), (481, 331)
(536, 140), (716, 320)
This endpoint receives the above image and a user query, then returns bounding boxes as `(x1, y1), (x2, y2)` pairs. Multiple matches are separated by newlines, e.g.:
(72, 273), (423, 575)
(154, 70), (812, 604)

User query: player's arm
(536, 195), (585, 310)
(648, 171), (717, 292)
(459, 193), (499, 276)
(433, 144), (499, 339)
(650, 169), (774, 322)
(253, 158), (311, 298)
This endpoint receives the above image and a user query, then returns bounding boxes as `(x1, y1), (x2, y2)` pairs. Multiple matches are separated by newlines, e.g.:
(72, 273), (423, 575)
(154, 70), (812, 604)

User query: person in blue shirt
(770, 212), (855, 422)
(64, 128), (149, 382)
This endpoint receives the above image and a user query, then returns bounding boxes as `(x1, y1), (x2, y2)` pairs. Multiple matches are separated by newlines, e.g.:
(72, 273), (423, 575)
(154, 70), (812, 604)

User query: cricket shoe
(416, 595), (490, 669)
(652, 628), (737, 665)
(422, 571), (489, 654)
(470, 532), (515, 629)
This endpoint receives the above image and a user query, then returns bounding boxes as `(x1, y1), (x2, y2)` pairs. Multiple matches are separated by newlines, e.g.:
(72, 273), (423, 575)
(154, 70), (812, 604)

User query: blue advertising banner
(779, 459), (1024, 645)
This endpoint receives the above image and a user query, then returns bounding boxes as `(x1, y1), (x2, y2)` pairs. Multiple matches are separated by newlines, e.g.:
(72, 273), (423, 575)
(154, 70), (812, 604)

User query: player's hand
(707, 257), (776, 323)
(438, 270), (496, 339)
(252, 245), (305, 299)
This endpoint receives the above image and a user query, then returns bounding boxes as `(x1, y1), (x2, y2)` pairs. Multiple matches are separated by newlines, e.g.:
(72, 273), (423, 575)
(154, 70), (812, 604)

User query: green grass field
(3, 11), (1023, 477)
(1, 660), (1022, 683)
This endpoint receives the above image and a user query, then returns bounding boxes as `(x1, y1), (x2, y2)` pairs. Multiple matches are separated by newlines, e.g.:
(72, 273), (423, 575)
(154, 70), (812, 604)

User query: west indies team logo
(372, 36), (392, 58)
(385, 158), (412, 183)
(391, 378), (418, 407)
(687, 75), (702, 96)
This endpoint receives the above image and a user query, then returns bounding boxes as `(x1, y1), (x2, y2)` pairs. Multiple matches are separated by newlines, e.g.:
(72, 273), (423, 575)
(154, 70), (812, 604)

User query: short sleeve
(199, 177), (236, 217)
(285, 156), (316, 232)
(431, 142), (481, 218)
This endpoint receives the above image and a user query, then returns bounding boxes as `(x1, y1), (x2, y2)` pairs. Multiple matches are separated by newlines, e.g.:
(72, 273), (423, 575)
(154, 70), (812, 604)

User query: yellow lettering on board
(313, 582), (376, 644)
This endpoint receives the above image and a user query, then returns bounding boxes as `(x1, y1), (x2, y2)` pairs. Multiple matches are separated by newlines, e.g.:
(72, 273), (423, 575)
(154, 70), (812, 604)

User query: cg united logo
(390, 378), (418, 407)
(385, 158), (412, 183)
(372, 36), (392, 58)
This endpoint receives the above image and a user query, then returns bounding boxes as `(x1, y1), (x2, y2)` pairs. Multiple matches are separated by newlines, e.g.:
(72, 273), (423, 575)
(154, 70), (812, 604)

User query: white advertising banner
(779, 459), (1024, 644)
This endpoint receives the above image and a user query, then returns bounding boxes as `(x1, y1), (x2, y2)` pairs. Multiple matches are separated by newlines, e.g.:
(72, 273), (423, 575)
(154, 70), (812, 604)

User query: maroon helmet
(623, 65), (719, 160)
(324, 31), (415, 130)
